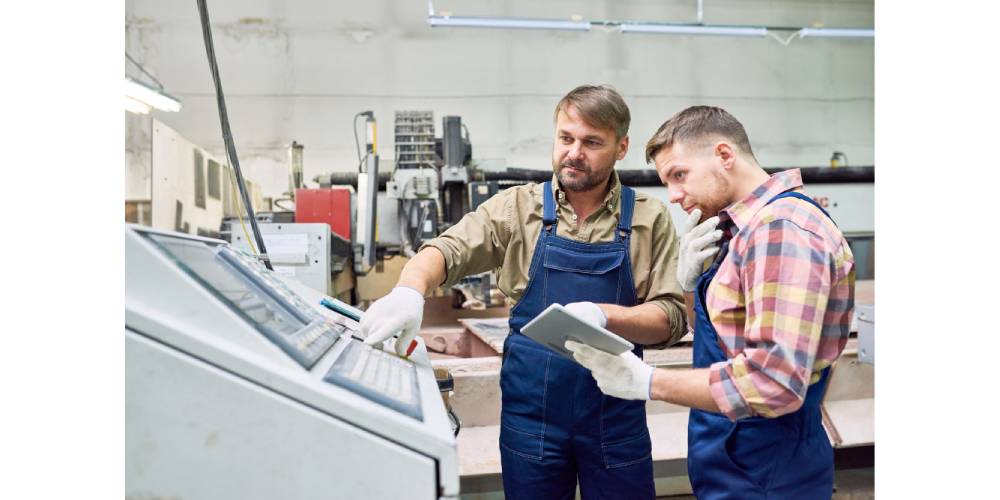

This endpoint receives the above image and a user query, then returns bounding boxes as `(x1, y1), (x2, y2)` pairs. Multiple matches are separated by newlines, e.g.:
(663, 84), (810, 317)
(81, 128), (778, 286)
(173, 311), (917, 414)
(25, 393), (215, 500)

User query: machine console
(141, 230), (423, 420)
(142, 232), (341, 369)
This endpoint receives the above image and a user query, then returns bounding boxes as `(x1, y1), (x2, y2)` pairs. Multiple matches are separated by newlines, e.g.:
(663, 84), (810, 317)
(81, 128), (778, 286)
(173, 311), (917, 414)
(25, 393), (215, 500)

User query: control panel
(126, 225), (458, 499)
(143, 232), (340, 369)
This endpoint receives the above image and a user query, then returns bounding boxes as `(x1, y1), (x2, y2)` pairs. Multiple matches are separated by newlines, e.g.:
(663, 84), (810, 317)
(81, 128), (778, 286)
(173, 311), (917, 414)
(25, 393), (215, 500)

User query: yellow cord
(226, 161), (258, 255)
(367, 119), (379, 243)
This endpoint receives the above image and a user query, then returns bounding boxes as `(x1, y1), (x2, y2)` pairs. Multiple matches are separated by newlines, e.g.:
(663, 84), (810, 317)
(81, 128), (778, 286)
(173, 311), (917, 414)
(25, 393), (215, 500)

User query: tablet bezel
(520, 303), (635, 360)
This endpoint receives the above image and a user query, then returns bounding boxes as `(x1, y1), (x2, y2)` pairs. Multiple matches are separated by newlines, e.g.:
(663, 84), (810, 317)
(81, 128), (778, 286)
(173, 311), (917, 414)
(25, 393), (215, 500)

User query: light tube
(124, 96), (151, 114)
(125, 77), (182, 112)
(428, 16), (591, 32)
(798, 28), (874, 38)
(620, 23), (768, 37)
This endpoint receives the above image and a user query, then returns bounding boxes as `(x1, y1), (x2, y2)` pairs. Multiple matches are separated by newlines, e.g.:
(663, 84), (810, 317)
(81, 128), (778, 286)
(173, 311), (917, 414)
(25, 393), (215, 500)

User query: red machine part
(295, 188), (352, 241)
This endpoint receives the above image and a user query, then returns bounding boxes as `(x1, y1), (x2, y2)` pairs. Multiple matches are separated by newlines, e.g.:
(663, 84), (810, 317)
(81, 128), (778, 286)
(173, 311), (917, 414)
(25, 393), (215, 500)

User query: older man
(361, 85), (687, 499)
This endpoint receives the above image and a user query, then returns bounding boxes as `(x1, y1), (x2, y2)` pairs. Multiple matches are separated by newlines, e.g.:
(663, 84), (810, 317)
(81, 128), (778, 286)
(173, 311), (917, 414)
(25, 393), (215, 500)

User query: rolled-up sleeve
(419, 189), (512, 288)
(708, 220), (833, 420)
(640, 206), (688, 348)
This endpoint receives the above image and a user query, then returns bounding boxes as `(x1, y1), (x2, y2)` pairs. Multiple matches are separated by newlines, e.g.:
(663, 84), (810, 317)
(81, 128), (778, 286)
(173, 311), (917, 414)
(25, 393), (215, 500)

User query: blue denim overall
(688, 191), (836, 499)
(499, 182), (654, 499)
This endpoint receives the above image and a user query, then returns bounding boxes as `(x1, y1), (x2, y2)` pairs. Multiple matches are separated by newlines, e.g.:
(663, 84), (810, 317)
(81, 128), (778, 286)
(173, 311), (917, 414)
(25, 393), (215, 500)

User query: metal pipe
(315, 166), (874, 189)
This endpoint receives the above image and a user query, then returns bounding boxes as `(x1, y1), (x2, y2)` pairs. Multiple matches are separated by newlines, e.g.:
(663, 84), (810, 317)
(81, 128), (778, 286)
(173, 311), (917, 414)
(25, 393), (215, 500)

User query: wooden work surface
(457, 318), (509, 354)
(448, 279), (875, 357)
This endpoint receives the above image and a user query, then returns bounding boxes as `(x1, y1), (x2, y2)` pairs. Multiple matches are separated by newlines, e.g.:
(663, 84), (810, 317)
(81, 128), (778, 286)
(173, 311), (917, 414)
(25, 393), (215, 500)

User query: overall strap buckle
(542, 181), (558, 231)
(616, 185), (636, 240)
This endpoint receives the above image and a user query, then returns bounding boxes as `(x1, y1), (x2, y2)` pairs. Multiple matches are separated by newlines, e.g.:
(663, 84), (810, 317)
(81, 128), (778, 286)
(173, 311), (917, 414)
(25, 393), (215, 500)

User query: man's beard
(554, 159), (612, 192)
(695, 170), (732, 221)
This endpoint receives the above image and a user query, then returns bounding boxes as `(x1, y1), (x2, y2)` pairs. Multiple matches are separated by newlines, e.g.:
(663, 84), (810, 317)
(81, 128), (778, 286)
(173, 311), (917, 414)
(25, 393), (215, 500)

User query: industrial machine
(229, 222), (332, 295)
(385, 112), (472, 257)
(215, 106), (873, 309)
(297, 111), (875, 306)
(312, 127), (875, 292)
(125, 224), (459, 499)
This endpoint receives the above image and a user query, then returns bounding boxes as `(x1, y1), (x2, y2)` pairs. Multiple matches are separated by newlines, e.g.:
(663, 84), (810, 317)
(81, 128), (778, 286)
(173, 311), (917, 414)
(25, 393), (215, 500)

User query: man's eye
(673, 172), (685, 181)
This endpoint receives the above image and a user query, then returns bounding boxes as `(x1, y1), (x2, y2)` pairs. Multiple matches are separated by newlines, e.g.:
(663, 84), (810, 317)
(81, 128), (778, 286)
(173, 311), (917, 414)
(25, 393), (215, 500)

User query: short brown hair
(644, 106), (756, 164)
(554, 85), (630, 140)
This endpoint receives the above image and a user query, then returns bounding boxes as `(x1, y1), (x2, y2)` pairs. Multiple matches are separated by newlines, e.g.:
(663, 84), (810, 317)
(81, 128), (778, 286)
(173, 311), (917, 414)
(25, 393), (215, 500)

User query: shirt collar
(721, 168), (804, 232)
(550, 170), (621, 211)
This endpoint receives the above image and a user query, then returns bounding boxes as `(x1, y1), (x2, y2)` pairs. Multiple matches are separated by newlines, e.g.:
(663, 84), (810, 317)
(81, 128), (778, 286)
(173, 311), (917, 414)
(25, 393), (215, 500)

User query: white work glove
(677, 208), (723, 292)
(361, 286), (424, 356)
(565, 340), (654, 401)
(564, 301), (607, 329)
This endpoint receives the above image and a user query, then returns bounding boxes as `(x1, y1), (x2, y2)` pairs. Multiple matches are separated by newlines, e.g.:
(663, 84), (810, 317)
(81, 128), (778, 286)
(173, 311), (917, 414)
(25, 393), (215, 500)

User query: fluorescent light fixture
(124, 77), (182, 112)
(799, 28), (874, 38)
(428, 15), (591, 32)
(124, 96), (151, 114)
(620, 23), (767, 37)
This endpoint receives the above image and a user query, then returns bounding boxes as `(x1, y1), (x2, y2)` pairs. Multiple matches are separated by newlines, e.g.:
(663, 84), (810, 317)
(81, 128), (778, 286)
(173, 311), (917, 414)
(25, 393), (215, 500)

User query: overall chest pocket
(543, 245), (624, 274)
(542, 246), (625, 304)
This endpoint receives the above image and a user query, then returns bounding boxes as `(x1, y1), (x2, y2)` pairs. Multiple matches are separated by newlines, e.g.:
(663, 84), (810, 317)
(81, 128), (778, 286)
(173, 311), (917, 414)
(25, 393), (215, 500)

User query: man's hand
(564, 302), (607, 329)
(361, 286), (424, 356)
(565, 340), (654, 400)
(677, 208), (722, 292)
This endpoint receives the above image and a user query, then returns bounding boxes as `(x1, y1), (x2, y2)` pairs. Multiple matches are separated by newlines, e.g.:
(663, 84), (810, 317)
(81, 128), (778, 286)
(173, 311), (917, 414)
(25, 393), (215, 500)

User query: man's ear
(617, 135), (630, 161)
(716, 142), (736, 170)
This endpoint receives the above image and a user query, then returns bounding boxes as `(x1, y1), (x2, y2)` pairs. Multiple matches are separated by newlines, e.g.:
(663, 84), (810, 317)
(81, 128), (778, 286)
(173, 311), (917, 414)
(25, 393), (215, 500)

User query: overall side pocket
(499, 340), (551, 460)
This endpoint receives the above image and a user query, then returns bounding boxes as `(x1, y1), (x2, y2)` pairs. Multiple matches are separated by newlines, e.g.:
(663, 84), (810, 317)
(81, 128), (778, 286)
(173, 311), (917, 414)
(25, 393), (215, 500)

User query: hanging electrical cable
(195, 0), (272, 270)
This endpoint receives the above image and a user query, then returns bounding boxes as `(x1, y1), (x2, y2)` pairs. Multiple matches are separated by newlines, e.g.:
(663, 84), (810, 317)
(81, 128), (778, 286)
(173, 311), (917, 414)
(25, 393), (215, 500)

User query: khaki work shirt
(421, 171), (687, 347)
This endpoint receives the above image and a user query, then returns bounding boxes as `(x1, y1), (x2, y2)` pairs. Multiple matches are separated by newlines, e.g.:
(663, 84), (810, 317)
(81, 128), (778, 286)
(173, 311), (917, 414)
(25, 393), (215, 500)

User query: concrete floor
(831, 468), (876, 500)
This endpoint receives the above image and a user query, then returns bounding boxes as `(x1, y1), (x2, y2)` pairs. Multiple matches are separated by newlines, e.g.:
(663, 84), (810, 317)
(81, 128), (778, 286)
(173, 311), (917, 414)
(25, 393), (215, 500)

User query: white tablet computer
(521, 303), (635, 360)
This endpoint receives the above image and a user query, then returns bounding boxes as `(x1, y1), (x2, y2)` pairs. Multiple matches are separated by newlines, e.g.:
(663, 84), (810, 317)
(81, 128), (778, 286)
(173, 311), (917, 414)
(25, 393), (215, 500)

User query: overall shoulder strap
(542, 181), (557, 229)
(767, 191), (835, 224)
(617, 185), (636, 238)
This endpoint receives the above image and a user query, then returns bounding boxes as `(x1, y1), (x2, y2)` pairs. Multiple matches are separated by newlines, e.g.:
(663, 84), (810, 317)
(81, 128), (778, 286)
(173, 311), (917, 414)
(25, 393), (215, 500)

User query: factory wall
(125, 113), (152, 200)
(125, 0), (874, 203)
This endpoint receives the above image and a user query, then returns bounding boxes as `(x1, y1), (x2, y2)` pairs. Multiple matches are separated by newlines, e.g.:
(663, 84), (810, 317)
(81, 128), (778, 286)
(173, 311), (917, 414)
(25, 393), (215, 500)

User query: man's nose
(668, 186), (684, 204)
(567, 142), (584, 160)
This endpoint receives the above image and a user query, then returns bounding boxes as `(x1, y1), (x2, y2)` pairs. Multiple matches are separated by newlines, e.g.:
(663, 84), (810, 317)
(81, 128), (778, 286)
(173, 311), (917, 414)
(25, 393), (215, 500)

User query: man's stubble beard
(554, 158), (613, 193)
(697, 170), (733, 221)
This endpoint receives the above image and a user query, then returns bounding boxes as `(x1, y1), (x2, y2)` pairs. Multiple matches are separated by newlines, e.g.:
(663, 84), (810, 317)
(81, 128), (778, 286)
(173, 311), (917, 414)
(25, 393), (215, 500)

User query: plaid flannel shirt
(706, 169), (855, 420)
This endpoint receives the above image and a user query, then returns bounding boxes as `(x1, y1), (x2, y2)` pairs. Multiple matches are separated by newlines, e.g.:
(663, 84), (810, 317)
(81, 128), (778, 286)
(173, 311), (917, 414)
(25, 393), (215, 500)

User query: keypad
(324, 340), (422, 420)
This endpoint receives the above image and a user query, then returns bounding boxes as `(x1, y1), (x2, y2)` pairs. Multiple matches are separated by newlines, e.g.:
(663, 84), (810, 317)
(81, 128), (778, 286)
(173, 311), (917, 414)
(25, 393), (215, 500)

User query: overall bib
(499, 182), (654, 499)
(687, 192), (836, 499)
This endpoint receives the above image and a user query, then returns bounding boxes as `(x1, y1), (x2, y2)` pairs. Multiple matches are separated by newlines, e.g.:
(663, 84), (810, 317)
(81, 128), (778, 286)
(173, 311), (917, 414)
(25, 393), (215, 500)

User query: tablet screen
(521, 303), (634, 359)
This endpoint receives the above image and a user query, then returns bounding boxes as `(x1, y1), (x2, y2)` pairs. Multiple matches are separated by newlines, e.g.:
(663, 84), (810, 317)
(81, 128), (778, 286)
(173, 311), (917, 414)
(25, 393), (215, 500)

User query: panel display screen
(143, 233), (310, 350)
